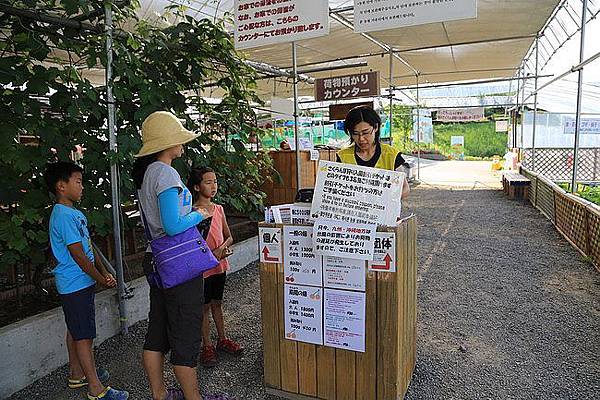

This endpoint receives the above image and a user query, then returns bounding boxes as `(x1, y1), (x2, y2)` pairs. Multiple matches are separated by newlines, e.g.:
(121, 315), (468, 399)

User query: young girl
(188, 167), (244, 368)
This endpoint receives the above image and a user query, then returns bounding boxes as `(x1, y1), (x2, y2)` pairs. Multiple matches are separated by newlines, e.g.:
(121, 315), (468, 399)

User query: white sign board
(368, 232), (396, 272)
(324, 289), (366, 352)
(324, 256), (366, 291)
(284, 226), (322, 287)
(495, 120), (509, 132)
(259, 227), (282, 263)
(451, 136), (465, 146)
(290, 205), (312, 225)
(313, 219), (377, 261)
(354, 0), (477, 33)
(234, 0), (330, 49)
(437, 107), (485, 122)
(563, 117), (600, 134)
(311, 160), (404, 226)
(285, 284), (323, 345)
(310, 149), (320, 161)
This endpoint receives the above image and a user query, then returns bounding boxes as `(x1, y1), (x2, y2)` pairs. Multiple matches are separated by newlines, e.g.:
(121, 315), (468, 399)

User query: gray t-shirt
(138, 161), (194, 240)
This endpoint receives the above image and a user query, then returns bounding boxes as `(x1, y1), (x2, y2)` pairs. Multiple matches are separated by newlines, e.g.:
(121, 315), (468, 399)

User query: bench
(502, 172), (531, 200)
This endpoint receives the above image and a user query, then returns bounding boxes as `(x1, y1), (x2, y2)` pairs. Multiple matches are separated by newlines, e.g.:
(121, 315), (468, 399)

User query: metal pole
(105, 1), (128, 335)
(292, 42), (301, 191)
(514, 67), (521, 148)
(532, 37), (540, 171)
(389, 48), (393, 145)
(416, 74), (421, 181)
(571, 0), (588, 193)
(520, 67), (526, 163)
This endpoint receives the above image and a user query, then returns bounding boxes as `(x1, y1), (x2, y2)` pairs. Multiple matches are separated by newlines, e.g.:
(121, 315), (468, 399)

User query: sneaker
(68, 368), (110, 389)
(87, 386), (129, 400)
(200, 345), (218, 367)
(216, 338), (243, 355)
(164, 388), (184, 400)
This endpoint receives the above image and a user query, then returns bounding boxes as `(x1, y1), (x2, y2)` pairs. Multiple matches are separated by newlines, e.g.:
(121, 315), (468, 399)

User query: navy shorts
(60, 284), (96, 341)
(204, 272), (226, 304)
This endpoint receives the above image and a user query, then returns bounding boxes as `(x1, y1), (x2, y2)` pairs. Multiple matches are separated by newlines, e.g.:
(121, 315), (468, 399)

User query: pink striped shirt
(203, 204), (230, 278)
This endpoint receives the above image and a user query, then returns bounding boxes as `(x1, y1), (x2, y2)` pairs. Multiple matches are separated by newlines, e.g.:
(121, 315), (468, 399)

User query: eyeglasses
(350, 127), (375, 138)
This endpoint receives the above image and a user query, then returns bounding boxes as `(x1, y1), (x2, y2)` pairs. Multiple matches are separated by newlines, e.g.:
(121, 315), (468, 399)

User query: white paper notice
(323, 257), (366, 291)
(285, 284), (323, 345)
(290, 205), (312, 225)
(259, 227), (282, 264)
(368, 232), (397, 273)
(324, 289), (366, 352)
(234, 0), (330, 49)
(310, 149), (320, 161)
(354, 0), (477, 33)
(313, 219), (377, 261)
(284, 226), (322, 287)
(311, 160), (403, 226)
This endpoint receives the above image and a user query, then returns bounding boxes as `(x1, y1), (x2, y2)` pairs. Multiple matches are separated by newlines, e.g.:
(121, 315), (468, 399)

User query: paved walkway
(10, 167), (600, 399)
(406, 157), (503, 189)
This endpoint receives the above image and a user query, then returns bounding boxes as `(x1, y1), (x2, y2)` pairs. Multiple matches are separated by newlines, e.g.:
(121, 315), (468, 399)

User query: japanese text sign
(311, 160), (404, 226)
(284, 226), (323, 287)
(324, 289), (366, 352)
(284, 284), (323, 345)
(259, 227), (282, 263)
(354, 0), (477, 33)
(315, 72), (379, 102)
(313, 219), (377, 261)
(563, 117), (600, 134)
(437, 107), (484, 122)
(234, 0), (329, 49)
(368, 232), (396, 272)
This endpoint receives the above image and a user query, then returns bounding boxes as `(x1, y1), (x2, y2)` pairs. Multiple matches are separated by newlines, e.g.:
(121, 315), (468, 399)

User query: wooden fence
(520, 166), (600, 271)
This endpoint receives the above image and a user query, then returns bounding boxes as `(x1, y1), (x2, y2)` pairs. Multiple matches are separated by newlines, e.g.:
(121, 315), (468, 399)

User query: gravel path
(10, 187), (600, 399)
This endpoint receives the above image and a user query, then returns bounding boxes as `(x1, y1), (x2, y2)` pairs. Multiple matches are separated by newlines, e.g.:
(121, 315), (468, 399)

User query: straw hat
(135, 111), (200, 157)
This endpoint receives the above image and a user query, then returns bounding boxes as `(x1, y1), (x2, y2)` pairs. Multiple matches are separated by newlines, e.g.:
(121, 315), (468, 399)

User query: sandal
(87, 386), (129, 400)
(68, 368), (110, 389)
(165, 388), (184, 400)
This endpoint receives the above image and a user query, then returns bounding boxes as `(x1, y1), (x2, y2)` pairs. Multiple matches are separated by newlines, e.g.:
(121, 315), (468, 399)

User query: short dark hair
(45, 162), (83, 195)
(187, 166), (216, 202)
(343, 106), (381, 143)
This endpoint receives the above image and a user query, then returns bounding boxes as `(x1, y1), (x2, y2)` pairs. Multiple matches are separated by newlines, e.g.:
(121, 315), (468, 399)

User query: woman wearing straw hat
(132, 111), (231, 400)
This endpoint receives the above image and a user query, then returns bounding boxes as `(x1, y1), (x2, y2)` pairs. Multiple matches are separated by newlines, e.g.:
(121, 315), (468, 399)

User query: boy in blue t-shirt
(46, 162), (128, 400)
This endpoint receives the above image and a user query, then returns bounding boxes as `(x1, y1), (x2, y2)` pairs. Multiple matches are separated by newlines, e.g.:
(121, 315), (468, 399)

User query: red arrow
(371, 253), (392, 270)
(262, 246), (279, 262)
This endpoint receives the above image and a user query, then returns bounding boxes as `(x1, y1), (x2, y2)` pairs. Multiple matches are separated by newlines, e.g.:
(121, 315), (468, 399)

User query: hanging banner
(315, 72), (380, 102)
(368, 232), (396, 272)
(354, 0), (477, 33)
(311, 160), (404, 226)
(324, 289), (366, 352)
(284, 226), (323, 287)
(563, 117), (600, 134)
(323, 256), (366, 291)
(313, 219), (377, 261)
(437, 108), (485, 122)
(284, 284), (323, 345)
(259, 227), (282, 263)
(234, 0), (329, 49)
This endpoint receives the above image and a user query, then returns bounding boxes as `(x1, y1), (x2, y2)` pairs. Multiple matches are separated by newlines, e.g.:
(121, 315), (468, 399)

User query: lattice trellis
(554, 193), (589, 254)
(522, 148), (600, 182)
(587, 208), (600, 268)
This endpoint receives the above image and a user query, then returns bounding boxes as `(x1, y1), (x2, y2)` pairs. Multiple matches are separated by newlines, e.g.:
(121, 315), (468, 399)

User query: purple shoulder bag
(140, 204), (218, 289)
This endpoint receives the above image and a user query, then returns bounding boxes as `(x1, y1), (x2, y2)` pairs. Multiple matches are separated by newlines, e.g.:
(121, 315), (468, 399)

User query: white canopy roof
(138, 0), (561, 98)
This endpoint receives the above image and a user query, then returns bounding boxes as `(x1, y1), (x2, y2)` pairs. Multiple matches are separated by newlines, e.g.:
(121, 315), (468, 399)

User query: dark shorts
(60, 284), (96, 341)
(204, 272), (226, 304)
(142, 253), (204, 367)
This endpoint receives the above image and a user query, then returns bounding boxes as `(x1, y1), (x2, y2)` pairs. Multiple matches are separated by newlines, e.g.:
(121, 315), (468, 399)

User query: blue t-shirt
(49, 204), (95, 294)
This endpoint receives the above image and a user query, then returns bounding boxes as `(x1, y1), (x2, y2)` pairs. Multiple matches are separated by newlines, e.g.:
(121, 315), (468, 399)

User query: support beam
(571, 0), (588, 193)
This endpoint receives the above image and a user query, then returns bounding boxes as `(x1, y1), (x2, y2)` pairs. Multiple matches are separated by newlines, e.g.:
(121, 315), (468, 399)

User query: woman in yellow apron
(336, 106), (410, 198)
